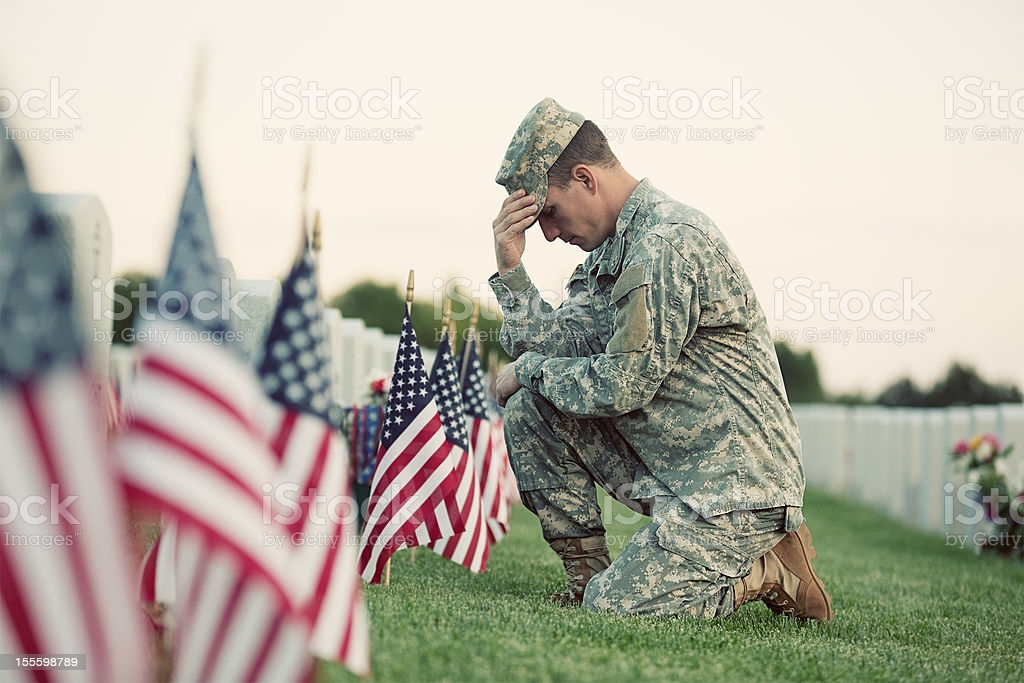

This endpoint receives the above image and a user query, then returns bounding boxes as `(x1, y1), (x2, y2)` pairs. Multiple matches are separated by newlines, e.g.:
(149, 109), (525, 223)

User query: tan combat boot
(548, 536), (610, 605)
(734, 523), (833, 622)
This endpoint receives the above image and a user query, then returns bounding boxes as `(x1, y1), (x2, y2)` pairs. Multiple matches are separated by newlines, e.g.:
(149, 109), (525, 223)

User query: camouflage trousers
(504, 388), (791, 618)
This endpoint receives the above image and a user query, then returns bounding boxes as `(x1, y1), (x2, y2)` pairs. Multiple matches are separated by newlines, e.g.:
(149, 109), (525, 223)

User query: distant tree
(774, 342), (826, 403)
(328, 281), (405, 335)
(876, 378), (926, 407)
(831, 391), (871, 406)
(921, 363), (1021, 406)
(110, 271), (158, 345)
(327, 279), (508, 365)
(872, 363), (1021, 407)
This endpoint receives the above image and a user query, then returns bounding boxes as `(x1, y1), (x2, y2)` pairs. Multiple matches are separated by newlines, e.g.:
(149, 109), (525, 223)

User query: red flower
(981, 434), (1001, 454)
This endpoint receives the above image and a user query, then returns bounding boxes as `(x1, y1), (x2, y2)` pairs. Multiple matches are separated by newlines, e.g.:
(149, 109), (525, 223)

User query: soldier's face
(537, 182), (613, 252)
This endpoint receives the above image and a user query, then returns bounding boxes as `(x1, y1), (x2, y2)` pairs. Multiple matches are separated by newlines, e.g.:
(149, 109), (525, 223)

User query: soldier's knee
(581, 569), (616, 612)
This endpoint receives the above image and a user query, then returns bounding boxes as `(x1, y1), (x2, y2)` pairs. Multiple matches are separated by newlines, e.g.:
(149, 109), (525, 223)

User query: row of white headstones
(44, 192), (429, 413)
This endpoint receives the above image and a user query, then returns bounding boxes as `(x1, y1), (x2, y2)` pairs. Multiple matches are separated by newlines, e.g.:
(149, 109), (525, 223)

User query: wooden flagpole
(310, 209), (322, 291)
(187, 46), (208, 146)
(459, 301), (480, 386)
(300, 144), (313, 234)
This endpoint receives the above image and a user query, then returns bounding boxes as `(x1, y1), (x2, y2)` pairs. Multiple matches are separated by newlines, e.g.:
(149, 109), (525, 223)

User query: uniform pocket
(607, 262), (653, 354)
(651, 502), (780, 578)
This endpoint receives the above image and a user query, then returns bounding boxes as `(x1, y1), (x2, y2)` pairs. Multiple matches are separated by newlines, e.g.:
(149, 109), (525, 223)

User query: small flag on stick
(457, 313), (511, 545)
(256, 242), (369, 676)
(427, 311), (490, 572)
(1, 137), (149, 683)
(357, 272), (465, 584)
(117, 153), (311, 682)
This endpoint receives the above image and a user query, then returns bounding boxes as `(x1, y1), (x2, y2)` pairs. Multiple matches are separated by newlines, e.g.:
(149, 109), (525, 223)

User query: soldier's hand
(495, 361), (523, 407)
(493, 189), (537, 275)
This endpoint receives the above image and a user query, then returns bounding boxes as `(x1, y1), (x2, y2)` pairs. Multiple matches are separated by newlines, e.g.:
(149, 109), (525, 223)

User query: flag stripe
(22, 387), (110, 679)
(129, 418), (261, 506)
(197, 574), (246, 683)
(0, 544), (47, 683)
(143, 353), (253, 433)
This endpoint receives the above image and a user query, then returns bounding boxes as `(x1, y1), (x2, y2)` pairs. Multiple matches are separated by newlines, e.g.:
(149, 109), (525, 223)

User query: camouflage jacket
(489, 179), (805, 518)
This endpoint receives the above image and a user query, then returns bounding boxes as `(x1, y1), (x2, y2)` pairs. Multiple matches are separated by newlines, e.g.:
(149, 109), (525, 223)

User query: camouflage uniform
(490, 177), (806, 617)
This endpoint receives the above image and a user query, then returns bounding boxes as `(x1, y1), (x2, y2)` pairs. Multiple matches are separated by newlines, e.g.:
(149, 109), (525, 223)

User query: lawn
(321, 488), (1024, 682)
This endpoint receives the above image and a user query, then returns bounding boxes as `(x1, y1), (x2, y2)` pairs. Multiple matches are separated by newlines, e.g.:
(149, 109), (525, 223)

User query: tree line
(108, 273), (1021, 406)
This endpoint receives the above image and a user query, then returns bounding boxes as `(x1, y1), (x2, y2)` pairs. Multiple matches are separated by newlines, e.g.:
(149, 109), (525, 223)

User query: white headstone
(363, 327), (385, 377)
(339, 318), (366, 406)
(380, 334), (401, 373)
(322, 308), (345, 405)
(35, 194), (112, 384)
(232, 278), (282, 363)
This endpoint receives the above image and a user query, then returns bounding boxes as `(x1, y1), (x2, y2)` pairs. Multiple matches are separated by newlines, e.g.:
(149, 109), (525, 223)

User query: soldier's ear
(572, 165), (597, 193)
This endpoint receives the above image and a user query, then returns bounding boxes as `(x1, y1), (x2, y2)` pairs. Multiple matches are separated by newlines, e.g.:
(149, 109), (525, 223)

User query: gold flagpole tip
(406, 270), (415, 304)
(469, 300), (480, 332)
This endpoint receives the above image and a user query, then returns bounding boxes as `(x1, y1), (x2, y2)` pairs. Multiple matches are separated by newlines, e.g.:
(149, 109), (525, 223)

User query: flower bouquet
(951, 433), (1022, 558)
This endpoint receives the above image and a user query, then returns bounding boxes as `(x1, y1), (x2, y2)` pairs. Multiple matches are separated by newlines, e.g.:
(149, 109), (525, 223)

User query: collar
(593, 178), (653, 278)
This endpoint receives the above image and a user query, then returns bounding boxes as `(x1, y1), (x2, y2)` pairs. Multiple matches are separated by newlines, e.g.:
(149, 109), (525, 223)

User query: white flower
(997, 456), (1024, 494)
(976, 440), (994, 462)
(995, 457), (1010, 482)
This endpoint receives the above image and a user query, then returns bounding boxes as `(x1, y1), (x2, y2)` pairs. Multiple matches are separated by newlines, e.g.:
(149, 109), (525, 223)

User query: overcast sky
(2, 0), (1021, 396)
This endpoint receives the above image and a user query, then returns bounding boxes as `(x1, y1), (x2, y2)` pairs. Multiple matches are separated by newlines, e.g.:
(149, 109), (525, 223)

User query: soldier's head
(496, 98), (636, 252)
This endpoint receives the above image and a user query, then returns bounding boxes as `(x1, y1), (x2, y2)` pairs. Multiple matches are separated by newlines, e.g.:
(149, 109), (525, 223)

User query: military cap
(495, 97), (585, 222)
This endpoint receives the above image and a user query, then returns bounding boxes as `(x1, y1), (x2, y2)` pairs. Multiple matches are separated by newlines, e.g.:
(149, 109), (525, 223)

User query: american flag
(104, 376), (123, 432)
(426, 334), (490, 572)
(350, 404), (384, 487)
(138, 519), (177, 605)
(256, 245), (369, 676)
(458, 338), (510, 544)
(358, 308), (465, 583)
(116, 154), (311, 681)
(0, 138), (149, 681)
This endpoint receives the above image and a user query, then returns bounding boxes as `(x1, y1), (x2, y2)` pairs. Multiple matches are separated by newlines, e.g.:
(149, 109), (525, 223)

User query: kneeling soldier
(489, 98), (832, 621)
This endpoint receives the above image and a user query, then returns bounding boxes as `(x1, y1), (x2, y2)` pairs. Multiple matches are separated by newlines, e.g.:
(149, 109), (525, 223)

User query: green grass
(320, 489), (1024, 682)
